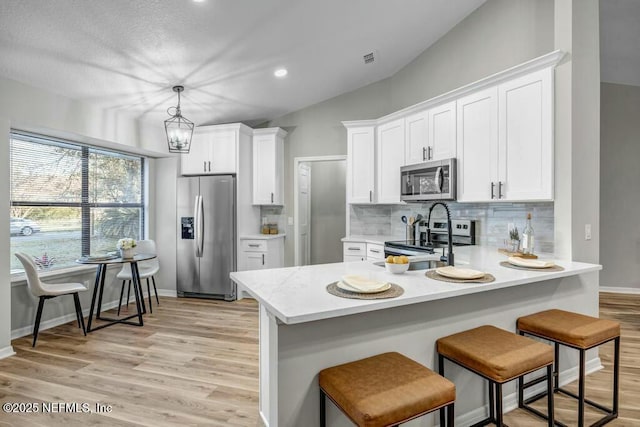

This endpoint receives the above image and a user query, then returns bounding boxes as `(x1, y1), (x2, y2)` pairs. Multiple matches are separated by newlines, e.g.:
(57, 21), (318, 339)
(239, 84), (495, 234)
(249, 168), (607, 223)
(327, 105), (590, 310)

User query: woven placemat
(326, 282), (404, 300)
(425, 270), (495, 284)
(499, 261), (565, 272)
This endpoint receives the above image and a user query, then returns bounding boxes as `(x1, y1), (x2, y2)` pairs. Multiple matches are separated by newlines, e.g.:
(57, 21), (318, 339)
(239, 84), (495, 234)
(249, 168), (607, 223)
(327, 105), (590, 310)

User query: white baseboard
(0, 345), (16, 360)
(599, 286), (640, 294)
(11, 292), (177, 340)
(455, 357), (602, 426)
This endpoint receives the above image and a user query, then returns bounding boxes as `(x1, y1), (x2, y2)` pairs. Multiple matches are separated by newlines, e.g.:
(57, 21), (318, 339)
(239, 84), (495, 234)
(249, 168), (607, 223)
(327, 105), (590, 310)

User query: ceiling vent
(363, 51), (376, 64)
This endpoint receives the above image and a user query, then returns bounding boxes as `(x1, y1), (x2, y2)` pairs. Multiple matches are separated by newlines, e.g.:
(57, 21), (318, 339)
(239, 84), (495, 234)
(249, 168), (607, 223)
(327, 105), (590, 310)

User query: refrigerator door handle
(194, 195), (204, 257)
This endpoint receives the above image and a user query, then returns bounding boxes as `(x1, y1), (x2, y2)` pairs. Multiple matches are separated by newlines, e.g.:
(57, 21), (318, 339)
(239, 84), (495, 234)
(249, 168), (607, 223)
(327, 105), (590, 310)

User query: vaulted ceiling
(0, 0), (486, 127)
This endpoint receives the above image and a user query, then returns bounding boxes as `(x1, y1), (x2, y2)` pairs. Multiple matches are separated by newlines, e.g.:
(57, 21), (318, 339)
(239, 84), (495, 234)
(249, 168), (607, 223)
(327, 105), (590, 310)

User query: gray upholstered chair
(116, 239), (160, 314)
(15, 252), (87, 347)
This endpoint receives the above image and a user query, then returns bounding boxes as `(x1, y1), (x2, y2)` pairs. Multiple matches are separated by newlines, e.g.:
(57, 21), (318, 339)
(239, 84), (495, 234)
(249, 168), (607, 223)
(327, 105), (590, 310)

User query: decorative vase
(120, 248), (135, 259)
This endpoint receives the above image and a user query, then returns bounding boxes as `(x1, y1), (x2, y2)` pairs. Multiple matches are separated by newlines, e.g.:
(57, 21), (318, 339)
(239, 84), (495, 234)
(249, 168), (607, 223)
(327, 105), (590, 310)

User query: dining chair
(15, 252), (87, 347)
(116, 239), (160, 314)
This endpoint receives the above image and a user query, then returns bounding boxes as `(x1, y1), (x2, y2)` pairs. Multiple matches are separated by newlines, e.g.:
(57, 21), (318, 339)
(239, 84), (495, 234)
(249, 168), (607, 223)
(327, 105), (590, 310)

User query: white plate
(337, 280), (391, 294)
(435, 266), (485, 280)
(507, 257), (555, 269)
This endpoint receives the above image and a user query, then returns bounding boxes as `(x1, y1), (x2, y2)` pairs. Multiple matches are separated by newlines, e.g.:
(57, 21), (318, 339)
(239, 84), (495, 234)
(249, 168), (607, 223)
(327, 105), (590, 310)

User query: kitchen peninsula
(230, 247), (601, 427)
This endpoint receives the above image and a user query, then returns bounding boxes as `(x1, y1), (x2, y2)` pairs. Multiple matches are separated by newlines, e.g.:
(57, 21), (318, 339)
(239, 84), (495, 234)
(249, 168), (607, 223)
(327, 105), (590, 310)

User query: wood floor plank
(0, 293), (637, 426)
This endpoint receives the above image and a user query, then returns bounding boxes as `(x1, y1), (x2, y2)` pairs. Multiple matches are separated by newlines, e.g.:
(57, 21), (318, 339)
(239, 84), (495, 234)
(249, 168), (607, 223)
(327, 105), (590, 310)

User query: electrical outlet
(84, 280), (91, 288)
(288, 217), (294, 226)
(585, 224), (592, 240)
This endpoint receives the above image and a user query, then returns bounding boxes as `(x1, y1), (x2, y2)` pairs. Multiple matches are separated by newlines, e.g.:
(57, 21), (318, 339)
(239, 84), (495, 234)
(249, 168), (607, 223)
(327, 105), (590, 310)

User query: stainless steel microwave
(400, 158), (456, 202)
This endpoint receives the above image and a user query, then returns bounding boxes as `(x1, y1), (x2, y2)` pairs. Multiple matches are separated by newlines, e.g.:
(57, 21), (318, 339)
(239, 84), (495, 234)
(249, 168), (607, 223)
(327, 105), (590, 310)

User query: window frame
(9, 130), (147, 275)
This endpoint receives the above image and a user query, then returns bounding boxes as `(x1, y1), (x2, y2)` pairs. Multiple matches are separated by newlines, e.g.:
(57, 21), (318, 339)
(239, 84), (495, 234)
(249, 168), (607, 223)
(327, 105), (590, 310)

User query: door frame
(293, 155), (347, 266)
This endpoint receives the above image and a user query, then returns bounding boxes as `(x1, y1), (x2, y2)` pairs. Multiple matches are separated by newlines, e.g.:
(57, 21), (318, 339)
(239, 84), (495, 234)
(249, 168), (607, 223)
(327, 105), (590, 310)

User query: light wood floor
(0, 293), (637, 426)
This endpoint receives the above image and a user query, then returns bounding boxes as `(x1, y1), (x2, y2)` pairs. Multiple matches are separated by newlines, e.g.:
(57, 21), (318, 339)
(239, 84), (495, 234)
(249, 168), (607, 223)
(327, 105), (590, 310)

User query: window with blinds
(9, 132), (145, 273)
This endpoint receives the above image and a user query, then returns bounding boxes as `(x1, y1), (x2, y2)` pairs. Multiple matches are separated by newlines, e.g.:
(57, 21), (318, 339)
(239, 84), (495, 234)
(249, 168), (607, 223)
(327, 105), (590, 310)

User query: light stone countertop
(240, 234), (286, 240)
(230, 246), (602, 325)
(341, 235), (405, 245)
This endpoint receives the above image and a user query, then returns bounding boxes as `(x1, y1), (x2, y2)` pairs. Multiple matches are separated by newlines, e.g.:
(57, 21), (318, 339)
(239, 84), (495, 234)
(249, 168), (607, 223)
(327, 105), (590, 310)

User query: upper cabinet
(497, 68), (553, 201)
(404, 111), (429, 165)
(345, 123), (376, 204)
(428, 101), (457, 161)
(457, 69), (553, 202)
(404, 101), (456, 165)
(377, 119), (405, 204)
(181, 126), (238, 175)
(456, 87), (499, 202)
(252, 128), (287, 205)
(344, 51), (563, 205)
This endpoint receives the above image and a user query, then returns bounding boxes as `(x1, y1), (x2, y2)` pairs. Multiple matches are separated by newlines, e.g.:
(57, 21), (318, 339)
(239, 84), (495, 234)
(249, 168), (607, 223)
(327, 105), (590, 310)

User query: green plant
(509, 227), (520, 241)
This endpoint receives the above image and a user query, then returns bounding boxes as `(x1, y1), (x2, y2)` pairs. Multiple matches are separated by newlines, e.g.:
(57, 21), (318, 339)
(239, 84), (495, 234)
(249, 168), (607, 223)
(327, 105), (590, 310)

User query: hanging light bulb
(164, 85), (194, 153)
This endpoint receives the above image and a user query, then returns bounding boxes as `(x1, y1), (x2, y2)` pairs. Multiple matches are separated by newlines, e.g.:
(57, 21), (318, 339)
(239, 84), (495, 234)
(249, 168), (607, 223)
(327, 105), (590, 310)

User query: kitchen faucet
(426, 202), (455, 266)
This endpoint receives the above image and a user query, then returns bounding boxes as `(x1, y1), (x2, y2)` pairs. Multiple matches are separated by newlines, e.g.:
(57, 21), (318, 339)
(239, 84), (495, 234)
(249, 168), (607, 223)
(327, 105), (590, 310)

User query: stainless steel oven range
(384, 219), (476, 258)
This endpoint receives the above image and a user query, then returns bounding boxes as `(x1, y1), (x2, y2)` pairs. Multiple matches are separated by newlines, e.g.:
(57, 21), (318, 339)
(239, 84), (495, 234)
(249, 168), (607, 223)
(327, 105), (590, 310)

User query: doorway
(294, 155), (347, 266)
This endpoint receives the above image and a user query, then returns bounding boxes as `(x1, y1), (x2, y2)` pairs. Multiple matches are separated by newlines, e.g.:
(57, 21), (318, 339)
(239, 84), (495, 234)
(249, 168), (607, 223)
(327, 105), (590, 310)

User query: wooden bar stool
(517, 309), (620, 426)
(437, 325), (555, 426)
(319, 352), (456, 427)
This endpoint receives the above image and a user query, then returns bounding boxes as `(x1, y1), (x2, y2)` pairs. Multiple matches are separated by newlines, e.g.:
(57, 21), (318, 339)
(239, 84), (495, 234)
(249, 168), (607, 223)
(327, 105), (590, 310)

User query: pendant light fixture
(165, 85), (194, 153)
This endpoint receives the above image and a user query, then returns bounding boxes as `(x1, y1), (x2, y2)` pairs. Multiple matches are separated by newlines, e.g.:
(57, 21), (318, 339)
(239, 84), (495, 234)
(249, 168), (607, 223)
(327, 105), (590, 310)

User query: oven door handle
(435, 166), (443, 193)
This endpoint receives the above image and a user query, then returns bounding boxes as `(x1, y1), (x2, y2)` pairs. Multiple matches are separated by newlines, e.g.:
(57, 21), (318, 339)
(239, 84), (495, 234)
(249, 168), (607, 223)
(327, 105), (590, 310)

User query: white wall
(553, 0), (601, 263)
(600, 82), (640, 290)
(0, 75), (167, 350)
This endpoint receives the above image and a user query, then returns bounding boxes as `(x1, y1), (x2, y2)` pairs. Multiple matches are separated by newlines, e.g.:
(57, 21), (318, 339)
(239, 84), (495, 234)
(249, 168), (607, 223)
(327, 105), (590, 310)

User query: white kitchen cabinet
(428, 101), (457, 161)
(456, 86), (499, 202)
(457, 69), (553, 202)
(376, 118), (405, 204)
(343, 242), (366, 262)
(181, 126), (237, 175)
(238, 236), (285, 271)
(405, 102), (456, 166)
(345, 123), (376, 203)
(497, 68), (553, 201)
(252, 128), (287, 205)
(366, 243), (385, 261)
(404, 110), (429, 165)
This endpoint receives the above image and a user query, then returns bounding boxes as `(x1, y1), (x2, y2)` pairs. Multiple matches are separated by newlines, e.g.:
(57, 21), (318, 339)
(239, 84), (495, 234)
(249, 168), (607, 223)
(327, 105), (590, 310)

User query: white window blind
(9, 131), (145, 273)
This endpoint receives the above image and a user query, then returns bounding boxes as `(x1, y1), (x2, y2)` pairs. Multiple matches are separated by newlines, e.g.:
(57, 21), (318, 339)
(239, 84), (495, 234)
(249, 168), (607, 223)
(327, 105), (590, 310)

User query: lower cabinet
(239, 236), (285, 271)
(343, 242), (366, 262)
(342, 241), (385, 262)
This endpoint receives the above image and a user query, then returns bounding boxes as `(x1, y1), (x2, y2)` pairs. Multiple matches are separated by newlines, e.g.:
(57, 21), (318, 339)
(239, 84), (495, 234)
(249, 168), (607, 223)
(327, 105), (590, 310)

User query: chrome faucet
(426, 202), (455, 266)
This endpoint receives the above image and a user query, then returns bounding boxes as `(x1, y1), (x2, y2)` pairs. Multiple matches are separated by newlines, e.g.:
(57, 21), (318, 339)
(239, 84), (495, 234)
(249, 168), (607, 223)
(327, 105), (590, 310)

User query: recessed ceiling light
(193, 0), (205, 3)
(274, 68), (288, 78)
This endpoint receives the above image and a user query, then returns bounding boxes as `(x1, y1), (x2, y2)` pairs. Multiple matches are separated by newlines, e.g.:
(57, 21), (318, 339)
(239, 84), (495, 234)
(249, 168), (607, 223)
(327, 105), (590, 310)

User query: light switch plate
(585, 224), (592, 240)
(288, 217), (294, 226)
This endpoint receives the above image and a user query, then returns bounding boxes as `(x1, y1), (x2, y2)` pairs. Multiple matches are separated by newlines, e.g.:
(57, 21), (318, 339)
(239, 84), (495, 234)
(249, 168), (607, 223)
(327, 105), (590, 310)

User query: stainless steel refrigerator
(176, 175), (236, 301)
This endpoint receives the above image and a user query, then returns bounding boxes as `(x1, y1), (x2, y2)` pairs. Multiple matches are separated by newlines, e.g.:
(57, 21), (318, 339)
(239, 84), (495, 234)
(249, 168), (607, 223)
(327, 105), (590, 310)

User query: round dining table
(76, 253), (156, 332)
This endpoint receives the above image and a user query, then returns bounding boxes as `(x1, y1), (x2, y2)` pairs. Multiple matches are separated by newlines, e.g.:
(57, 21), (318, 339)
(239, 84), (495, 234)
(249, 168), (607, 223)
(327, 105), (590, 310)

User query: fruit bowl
(385, 262), (409, 274)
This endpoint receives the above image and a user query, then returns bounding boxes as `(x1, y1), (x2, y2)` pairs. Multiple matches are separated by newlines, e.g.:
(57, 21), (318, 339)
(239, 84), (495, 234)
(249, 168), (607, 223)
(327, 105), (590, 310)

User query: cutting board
(498, 248), (538, 259)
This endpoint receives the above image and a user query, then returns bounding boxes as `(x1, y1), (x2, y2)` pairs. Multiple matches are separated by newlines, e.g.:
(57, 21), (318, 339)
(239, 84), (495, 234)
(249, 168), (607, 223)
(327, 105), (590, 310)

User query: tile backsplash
(350, 202), (555, 253)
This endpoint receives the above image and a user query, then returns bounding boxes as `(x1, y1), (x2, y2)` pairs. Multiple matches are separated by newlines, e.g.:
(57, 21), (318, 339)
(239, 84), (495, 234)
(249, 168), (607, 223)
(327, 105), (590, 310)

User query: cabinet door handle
(369, 249), (381, 253)
(422, 147), (427, 161)
(428, 146), (433, 160)
(208, 161), (211, 172)
(498, 181), (504, 199)
(203, 161), (207, 172)
(248, 244), (260, 248)
(491, 182), (496, 199)
(262, 254), (265, 265)
(369, 190), (373, 202)
(271, 192), (274, 204)
(347, 247), (361, 251)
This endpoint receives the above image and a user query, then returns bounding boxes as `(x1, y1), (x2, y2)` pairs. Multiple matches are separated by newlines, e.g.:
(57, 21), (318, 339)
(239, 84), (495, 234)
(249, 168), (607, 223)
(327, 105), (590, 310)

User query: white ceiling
(600, 0), (640, 87)
(0, 0), (485, 128)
